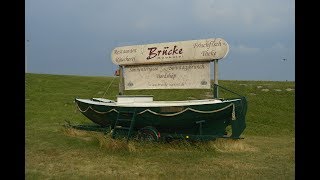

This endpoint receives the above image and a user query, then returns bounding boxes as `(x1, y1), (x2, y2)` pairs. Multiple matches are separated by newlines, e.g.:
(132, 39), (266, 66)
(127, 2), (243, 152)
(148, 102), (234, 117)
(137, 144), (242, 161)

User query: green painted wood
(112, 110), (136, 140)
(75, 98), (247, 139)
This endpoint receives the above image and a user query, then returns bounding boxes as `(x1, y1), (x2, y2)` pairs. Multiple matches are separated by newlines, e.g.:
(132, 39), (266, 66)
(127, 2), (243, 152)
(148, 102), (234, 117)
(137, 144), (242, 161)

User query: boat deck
(76, 97), (241, 107)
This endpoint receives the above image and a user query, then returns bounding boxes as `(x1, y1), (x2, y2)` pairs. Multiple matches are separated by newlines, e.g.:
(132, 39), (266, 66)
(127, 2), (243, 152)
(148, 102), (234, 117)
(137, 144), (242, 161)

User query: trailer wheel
(137, 126), (159, 142)
(164, 135), (174, 143)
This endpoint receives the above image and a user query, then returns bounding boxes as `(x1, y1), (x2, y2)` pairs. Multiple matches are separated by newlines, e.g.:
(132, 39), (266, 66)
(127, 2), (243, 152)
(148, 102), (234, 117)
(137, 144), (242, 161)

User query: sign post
(213, 60), (218, 98)
(119, 65), (125, 95)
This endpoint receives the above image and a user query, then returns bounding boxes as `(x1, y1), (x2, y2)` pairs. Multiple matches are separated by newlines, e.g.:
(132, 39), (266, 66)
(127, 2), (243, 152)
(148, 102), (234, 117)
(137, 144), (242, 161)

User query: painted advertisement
(124, 62), (210, 90)
(111, 38), (229, 65)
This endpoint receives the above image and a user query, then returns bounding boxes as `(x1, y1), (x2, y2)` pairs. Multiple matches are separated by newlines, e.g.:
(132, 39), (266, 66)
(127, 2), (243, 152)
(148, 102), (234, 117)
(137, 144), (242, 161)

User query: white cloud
(271, 42), (286, 50)
(134, 17), (151, 30)
(232, 44), (260, 54)
(192, 0), (294, 32)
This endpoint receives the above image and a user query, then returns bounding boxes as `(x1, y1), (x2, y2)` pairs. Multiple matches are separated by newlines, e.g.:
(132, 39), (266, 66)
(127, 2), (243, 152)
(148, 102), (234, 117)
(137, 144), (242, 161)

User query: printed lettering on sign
(111, 38), (229, 65)
(124, 62), (210, 90)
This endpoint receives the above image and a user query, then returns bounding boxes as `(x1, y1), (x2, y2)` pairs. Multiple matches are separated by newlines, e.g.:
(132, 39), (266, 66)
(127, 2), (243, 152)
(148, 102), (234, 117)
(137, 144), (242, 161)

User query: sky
(25, 0), (295, 81)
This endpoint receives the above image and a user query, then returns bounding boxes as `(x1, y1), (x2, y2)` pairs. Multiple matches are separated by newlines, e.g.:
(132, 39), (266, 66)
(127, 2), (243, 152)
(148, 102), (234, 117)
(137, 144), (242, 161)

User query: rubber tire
(137, 126), (159, 142)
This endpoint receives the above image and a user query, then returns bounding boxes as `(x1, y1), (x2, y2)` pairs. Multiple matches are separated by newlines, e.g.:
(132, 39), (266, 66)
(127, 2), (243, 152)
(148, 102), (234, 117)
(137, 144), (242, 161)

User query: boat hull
(74, 98), (247, 138)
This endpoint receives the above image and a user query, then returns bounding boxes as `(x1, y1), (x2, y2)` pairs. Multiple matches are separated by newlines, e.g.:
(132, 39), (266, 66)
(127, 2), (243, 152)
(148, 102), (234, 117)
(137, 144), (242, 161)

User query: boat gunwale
(75, 98), (241, 107)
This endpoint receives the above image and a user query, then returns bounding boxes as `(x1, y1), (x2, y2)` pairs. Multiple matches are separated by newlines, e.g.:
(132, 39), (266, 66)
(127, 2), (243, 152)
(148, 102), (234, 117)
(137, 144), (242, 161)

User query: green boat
(74, 38), (247, 141)
(74, 90), (247, 141)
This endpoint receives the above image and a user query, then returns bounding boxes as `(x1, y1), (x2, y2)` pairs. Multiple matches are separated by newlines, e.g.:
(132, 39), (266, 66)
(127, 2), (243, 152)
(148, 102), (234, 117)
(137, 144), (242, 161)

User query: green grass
(25, 73), (295, 179)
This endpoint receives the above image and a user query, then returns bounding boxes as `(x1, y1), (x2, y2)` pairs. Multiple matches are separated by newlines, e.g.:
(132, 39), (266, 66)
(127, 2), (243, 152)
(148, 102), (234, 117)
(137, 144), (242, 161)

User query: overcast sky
(25, 0), (295, 81)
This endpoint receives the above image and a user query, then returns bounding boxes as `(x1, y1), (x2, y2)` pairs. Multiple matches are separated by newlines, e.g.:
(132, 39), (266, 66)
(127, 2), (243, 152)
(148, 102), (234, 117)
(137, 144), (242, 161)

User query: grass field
(25, 73), (295, 179)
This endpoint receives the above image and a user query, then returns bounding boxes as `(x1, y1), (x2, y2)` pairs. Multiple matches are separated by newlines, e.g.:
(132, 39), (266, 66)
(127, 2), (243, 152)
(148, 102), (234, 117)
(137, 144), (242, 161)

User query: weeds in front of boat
(64, 126), (257, 153)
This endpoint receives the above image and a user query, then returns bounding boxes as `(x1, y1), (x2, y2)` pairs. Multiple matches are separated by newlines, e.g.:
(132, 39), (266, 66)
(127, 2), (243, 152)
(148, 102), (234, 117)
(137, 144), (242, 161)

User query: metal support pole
(196, 120), (205, 135)
(213, 60), (218, 98)
(119, 65), (124, 95)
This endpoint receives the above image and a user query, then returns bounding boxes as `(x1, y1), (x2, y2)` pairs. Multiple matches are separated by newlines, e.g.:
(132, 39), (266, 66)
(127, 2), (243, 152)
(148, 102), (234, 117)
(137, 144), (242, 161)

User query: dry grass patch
(63, 127), (258, 154)
(210, 138), (258, 152)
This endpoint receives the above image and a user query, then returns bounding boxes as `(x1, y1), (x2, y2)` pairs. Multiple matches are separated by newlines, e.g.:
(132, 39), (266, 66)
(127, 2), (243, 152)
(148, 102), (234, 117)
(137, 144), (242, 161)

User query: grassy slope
(25, 73), (295, 179)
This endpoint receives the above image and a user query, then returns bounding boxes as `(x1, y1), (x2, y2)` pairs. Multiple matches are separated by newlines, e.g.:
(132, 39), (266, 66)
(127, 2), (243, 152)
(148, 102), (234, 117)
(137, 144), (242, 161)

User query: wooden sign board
(111, 38), (229, 65)
(124, 62), (210, 90)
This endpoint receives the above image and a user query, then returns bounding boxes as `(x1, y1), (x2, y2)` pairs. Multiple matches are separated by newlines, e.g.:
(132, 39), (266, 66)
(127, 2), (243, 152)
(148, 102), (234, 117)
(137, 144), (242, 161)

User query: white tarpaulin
(111, 38), (229, 66)
(124, 62), (210, 90)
